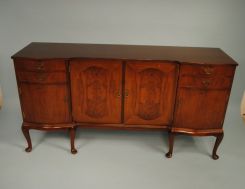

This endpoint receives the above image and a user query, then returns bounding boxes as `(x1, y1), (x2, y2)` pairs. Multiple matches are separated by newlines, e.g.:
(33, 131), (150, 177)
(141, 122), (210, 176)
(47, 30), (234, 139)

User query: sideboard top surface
(12, 42), (238, 65)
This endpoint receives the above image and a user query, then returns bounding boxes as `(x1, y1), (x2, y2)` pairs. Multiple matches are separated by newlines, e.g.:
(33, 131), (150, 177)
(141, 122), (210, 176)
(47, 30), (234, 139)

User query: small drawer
(17, 71), (67, 84)
(179, 76), (233, 89)
(14, 60), (66, 72)
(180, 65), (235, 77)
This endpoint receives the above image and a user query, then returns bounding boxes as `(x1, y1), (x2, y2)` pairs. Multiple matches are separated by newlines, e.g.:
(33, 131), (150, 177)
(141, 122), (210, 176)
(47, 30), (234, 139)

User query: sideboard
(12, 43), (238, 159)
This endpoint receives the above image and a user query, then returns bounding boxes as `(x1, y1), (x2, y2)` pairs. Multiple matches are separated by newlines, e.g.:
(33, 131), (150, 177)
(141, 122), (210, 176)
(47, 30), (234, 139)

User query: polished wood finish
(179, 75), (233, 90)
(12, 43), (238, 66)
(180, 65), (235, 76)
(165, 132), (225, 160)
(70, 59), (122, 123)
(69, 127), (77, 154)
(212, 133), (224, 160)
(174, 64), (235, 131)
(21, 125), (32, 152)
(167, 64), (236, 159)
(18, 83), (71, 123)
(14, 59), (66, 72)
(16, 71), (66, 84)
(165, 131), (174, 158)
(21, 123), (77, 153)
(124, 61), (178, 126)
(174, 89), (231, 130)
(14, 59), (71, 124)
(12, 43), (237, 158)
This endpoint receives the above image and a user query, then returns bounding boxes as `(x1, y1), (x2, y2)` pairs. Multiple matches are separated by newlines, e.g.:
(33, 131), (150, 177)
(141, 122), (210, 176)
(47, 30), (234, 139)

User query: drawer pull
(37, 62), (45, 70)
(37, 66), (45, 70)
(125, 90), (129, 97)
(115, 90), (121, 98)
(37, 75), (46, 81)
(202, 80), (211, 87)
(203, 67), (214, 75)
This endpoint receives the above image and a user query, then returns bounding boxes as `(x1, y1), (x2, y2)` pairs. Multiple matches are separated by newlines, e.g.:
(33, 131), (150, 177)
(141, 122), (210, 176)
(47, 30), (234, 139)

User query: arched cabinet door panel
(124, 61), (179, 126)
(70, 59), (122, 124)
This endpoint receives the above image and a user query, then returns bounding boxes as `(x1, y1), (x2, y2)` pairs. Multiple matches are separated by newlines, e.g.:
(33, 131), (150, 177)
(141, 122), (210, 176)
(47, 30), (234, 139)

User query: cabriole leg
(69, 127), (77, 154)
(21, 126), (32, 152)
(212, 133), (224, 160)
(166, 132), (175, 158)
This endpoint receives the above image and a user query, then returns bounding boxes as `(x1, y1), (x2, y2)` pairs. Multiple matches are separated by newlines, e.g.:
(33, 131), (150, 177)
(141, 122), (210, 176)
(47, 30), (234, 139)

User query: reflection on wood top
(12, 42), (238, 65)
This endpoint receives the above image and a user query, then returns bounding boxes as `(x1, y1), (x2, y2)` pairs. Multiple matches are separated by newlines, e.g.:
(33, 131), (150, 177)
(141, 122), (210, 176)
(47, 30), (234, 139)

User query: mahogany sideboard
(12, 42), (238, 159)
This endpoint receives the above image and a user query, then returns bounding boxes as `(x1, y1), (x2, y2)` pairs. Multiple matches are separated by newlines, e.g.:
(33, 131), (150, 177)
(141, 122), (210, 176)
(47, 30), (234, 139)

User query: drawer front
(17, 71), (67, 84)
(179, 76), (233, 89)
(180, 65), (235, 77)
(14, 60), (66, 72)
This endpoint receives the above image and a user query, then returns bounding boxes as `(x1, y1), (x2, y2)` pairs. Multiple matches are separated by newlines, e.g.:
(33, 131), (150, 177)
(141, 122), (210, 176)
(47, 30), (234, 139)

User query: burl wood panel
(70, 59), (122, 123)
(19, 83), (71, 123)
(124, 61), (179, 125)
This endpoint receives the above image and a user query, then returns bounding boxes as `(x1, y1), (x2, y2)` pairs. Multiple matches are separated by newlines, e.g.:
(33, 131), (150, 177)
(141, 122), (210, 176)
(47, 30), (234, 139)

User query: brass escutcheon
(203, 66), (214, 75)
(202, 80), (211, 87)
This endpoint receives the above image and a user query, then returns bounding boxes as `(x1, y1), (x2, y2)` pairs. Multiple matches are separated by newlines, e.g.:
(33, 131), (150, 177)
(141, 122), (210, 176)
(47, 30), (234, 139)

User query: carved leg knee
(166, 132), (174, 158)
(212, 133), (224, 160)
(21, 126), (32, 152)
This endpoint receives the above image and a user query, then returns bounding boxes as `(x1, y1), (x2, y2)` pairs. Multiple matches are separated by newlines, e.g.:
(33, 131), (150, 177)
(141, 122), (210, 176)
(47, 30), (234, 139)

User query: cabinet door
(173, 89), (230, 130)
(70, 59), (122, 123)
(19, 83), (71, 123)
(124, 61), (178, 125)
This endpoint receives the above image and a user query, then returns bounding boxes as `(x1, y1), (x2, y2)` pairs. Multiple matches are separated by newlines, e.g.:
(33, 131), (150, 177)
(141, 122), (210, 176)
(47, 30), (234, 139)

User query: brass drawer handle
(115, 90), (121, 98)
(203, 67), (214, 75)
(37, 66), (45, 70)
(202, 80), (211, 87)
(37, 62), (45, 70)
